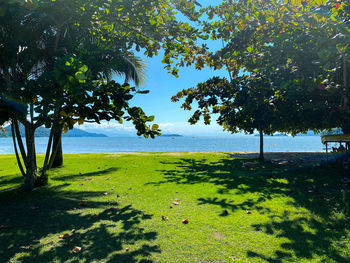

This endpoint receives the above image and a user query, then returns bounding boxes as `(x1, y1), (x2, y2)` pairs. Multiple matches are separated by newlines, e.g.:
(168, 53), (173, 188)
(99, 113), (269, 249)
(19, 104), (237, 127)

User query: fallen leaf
(182, 219), (189, 224)
(79, 201), (87, 206)
(72, 246), (82, 253)
(246, 210), (252, 214)
(175, 198), (181, 202)
(0, 225), (13, 229)
(172, 201), (179, 205)
(59, 233), (71, 239)
(161, 216), (168, 221)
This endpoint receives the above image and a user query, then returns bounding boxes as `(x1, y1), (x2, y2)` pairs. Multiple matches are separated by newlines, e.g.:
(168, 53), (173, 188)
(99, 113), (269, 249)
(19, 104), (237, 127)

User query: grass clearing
(0, 152), (350, 262)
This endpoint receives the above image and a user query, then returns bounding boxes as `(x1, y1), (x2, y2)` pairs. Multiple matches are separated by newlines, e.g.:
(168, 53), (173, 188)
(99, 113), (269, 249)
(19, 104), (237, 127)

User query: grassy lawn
(0, 152), (350, 262)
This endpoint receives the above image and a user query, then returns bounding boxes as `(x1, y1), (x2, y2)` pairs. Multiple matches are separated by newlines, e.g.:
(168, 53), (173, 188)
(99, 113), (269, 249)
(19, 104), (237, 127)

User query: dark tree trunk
(14, 121), (27, 166)
(259, 129), (264, 160)
(24, 125), (37, 192)
(42, 126), (54, 176)
(51, 128), (63, 168)
(11, 123), (26, 177)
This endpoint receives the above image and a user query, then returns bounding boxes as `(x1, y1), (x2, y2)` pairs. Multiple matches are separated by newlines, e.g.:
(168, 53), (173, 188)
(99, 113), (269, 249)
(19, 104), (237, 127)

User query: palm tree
(50, 50), (147, 168)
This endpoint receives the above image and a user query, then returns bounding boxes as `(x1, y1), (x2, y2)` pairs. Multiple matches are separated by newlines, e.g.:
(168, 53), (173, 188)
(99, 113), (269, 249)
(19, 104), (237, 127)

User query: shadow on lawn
(0, 182), (159, 262)
(152, 157), (350, 262)
(50, 167), (120, 182)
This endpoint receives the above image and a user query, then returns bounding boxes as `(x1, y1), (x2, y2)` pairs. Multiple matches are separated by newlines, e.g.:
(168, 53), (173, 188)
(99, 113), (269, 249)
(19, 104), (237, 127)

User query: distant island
(0, 124), (107, 138)
(254, 131), (320, 137)
(161, 134), (183, 137)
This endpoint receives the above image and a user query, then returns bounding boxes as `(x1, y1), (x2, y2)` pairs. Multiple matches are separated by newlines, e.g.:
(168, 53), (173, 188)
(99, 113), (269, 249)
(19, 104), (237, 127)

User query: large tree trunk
(259, 129), (264, 160)
(24, 124), (37, 192)
(51, 128), (63, 168)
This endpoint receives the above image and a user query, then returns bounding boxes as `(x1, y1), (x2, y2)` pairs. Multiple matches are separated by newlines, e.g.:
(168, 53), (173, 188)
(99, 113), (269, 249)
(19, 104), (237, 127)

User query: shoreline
(0, 151), (327, 157)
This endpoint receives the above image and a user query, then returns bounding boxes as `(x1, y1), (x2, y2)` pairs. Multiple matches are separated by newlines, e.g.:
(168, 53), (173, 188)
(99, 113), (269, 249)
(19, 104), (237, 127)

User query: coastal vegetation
(1, 0), (350, 261)
(173, 0), (350, 159)
(0, 0), (199, 190)
(2, 0), (350, 190)
(0, 153), (349, 262)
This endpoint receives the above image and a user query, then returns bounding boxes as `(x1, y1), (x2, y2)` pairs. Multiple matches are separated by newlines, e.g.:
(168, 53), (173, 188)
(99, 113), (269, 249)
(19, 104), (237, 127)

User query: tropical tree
(0, 0), (204, 191)
(172, 0), (349, 157)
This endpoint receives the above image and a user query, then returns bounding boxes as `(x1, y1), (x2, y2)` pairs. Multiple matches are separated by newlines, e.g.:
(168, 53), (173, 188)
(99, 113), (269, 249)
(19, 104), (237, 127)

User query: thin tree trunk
(51, 128), (63, 168)
(14, 121), (27, 166)
(41, 125), (54, 176)
(24, 124), (37, 192)
(11, 123), (26, 177)
(259, 129), (264, 160)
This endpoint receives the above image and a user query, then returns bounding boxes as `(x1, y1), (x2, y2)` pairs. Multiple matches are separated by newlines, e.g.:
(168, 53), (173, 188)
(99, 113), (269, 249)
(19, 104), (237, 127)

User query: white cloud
(78, 120), (235, 137)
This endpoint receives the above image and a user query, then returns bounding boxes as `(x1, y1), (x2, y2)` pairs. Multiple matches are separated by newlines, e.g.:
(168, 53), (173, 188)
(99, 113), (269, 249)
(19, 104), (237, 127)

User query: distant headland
(0, 124), (107, 138)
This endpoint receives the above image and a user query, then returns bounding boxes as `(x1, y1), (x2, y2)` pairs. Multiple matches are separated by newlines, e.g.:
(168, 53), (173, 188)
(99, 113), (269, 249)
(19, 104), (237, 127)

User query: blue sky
(81, 0), (238, 137)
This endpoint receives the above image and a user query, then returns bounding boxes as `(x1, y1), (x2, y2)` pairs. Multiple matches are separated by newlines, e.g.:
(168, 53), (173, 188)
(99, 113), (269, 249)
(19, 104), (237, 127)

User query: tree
(173, 74), (285, 159)
(172, 0), (349, 158)
(1, 0), (203, 191)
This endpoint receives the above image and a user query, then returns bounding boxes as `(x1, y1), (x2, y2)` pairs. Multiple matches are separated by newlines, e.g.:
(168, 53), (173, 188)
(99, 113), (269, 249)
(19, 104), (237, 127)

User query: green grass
(0, 152), (350, 262)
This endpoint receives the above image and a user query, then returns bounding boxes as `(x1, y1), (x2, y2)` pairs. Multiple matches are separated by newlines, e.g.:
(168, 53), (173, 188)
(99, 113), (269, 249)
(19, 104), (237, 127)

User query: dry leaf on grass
(72, 246), (82, 253)
(161, 216), (168, 221)
(182, 219), (189, 224)
(59, 233), (71, 239)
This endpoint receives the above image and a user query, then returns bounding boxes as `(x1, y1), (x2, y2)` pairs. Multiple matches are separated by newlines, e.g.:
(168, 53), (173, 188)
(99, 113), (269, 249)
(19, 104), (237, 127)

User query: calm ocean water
(0, 136), (325, 154)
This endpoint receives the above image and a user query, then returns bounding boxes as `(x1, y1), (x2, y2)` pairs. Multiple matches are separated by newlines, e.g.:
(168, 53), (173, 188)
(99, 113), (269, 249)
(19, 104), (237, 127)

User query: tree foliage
(171, 0), (350, 158)
(0, 0), (203, 191)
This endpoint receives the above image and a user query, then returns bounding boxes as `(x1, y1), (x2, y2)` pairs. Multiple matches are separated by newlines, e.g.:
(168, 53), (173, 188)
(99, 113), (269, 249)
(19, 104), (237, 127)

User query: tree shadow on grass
(50, 167), (119, 182)
(0, 184), (159, 262)
(151, 157), (350, 262)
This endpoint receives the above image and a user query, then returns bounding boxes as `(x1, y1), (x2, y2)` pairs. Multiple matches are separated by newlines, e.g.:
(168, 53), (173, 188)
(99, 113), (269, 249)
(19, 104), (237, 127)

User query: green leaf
(152, 124), (159, 130)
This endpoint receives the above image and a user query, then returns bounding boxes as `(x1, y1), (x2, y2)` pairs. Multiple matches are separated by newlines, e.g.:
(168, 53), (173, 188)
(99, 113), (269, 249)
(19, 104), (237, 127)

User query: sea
(0, 135), (325, 154)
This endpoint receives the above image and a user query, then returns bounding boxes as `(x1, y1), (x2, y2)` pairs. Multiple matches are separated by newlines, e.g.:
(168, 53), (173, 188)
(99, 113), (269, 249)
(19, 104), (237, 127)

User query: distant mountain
(254, 133), (286, 137)
(0, 124), (107, 138)
(253, 131), (320, 137)
(296, 131), (320, 136)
